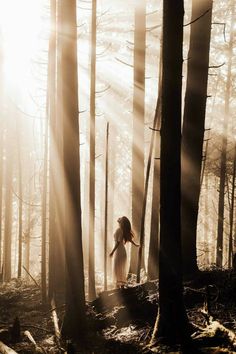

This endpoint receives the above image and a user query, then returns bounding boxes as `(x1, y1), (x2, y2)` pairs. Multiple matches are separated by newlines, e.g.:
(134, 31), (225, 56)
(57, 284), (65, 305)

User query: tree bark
(3, 112), (14, 283)
(181, 0), (213, 277)
(130, 0), (146, 275)
(152, 0), (190, 344)
(228, 143), (236, 267)
(88, 0), (97, 301)
(147, 47), (162, 281)
(16, 123), (23, 279)
(61, 0), (86, 338)
(104, 123), (109, 290)
(48, 0), (65, 301)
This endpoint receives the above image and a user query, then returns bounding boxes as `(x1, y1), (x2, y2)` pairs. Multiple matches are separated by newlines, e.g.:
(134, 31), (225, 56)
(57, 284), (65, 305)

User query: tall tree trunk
(228, 143), (236, 267)
(88, 0), (97, 301)
(130, 0), (146, 275)
(41, 112), (49, 304)
(152, 0), (190, 344)
(204, 173), (210, 267)
(216, 4), (234, 268)
(0, 113), (3, 274)
(147, 48), (162, 281)
(24, 180), (32, 282)
(137, 75), (161, 283)
(61, 0), (86, 338)
(17, 127), (23, 278)
(0, 43), (3, 276)
(147, 99), (161, 281)
(104, 123), (109, 290)
(3, 117), (14, 282)
(48, 0), (65, 301)
(181, 0), (213, 277)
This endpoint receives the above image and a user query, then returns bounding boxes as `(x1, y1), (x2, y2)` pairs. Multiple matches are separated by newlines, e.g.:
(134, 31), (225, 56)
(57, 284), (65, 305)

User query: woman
(109, 216), (139, 288)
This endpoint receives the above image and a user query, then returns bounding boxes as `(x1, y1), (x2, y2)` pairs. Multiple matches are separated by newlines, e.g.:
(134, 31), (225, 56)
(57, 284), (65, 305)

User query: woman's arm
(131, 240), (139, 247)
(109, 241), (120, 257)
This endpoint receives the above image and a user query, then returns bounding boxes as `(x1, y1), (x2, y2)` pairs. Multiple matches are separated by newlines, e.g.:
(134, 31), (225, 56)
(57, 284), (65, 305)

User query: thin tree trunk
(130, 0), (146, 275)
(0, 123), (3, 274)
(61, 0), (86, 338)
(145, 47), (162, 282)
(204, 173), (210, 267)
(48, 0), (60, 301)
(137, 79), (161, 283)
(147, 101), (161, 281)
(228, 143), (236, 267)
(3, 118), (14, 282)
(41, 114), (49, 304)
(152, 0), (190, 344)
(17, 127), (23, 278)
(216, 4), (234, 268)
(24, 180), (32, 282)
(54, 0), (65, 296)
(88, 0), (97, 301)
(104, 123), (109, 290)
(181, 0), (213, 277)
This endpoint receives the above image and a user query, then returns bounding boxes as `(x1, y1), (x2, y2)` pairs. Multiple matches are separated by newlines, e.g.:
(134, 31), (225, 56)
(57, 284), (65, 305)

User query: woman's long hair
(119, 216), (134, 244)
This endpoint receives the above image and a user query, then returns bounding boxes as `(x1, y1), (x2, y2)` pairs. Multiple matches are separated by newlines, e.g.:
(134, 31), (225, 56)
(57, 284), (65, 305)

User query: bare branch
(209, 62), (225, 69)
(146, 10), (158, 16)
(115, 57), (133, 68)
(184, 8), (212, 27)
(95, 85), (111, 94)
(147, 24), (161, 32)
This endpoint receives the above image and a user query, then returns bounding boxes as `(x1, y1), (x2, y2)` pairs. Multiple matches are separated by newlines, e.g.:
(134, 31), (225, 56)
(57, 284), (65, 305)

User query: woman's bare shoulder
(114, 227), (122, 240)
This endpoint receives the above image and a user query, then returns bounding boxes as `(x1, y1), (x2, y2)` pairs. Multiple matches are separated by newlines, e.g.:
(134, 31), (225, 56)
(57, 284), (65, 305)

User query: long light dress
(113, 228), (127, 287)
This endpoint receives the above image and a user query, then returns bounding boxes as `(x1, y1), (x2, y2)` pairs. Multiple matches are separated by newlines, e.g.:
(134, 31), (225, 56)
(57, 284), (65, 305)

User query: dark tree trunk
(228, 143), (236, 267)
(204, 173), (210, 267)
(216, 4), (234, 268)
(181, 0), (213, 277)
(147, 50), (162, 281)
(152, 0), (190, 344)
(130, 0), (146, 275)
(88, 0), (97, 301)
(137, 73), (161, 283)
(147, 104), (161, 281)
(61, 0), (86, 338)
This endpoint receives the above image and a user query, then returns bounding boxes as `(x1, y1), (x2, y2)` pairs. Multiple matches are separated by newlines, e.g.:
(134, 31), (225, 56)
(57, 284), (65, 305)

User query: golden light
(0, 0), (48, 91)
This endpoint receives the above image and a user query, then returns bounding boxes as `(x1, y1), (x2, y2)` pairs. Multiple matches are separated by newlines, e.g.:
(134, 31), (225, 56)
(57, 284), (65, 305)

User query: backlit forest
(0, 0), (235, 353)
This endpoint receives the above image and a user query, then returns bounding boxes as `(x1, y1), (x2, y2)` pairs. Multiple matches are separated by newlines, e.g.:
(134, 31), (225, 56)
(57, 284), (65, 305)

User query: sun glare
(0, 0), (48, 92)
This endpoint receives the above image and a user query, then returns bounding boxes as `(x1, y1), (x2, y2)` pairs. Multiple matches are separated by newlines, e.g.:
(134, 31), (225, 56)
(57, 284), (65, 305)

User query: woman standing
(109, 216), (139, 288)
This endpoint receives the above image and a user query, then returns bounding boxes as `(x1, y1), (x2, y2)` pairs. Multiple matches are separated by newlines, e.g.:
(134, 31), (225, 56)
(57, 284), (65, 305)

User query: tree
(104, 122), (109, 290)
(152, 0), (190, 344)
(129, 0), (146, 275)
(147, 49), (162, 281)
(181, 0), (213, 276)
(41, 103), (48, 304)
(3, 109), (14, 282)
(216, 3), (234, 268)
(61, 0), (86, 338)
(48, 0), (65, 301)
(16, 121), (23, 278)
(228, 142), (236, 267)
(88, 0), (97, 301)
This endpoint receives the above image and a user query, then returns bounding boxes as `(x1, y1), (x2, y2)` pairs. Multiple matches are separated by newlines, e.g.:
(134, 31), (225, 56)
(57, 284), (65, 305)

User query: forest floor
(0, 270), (236, 353)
